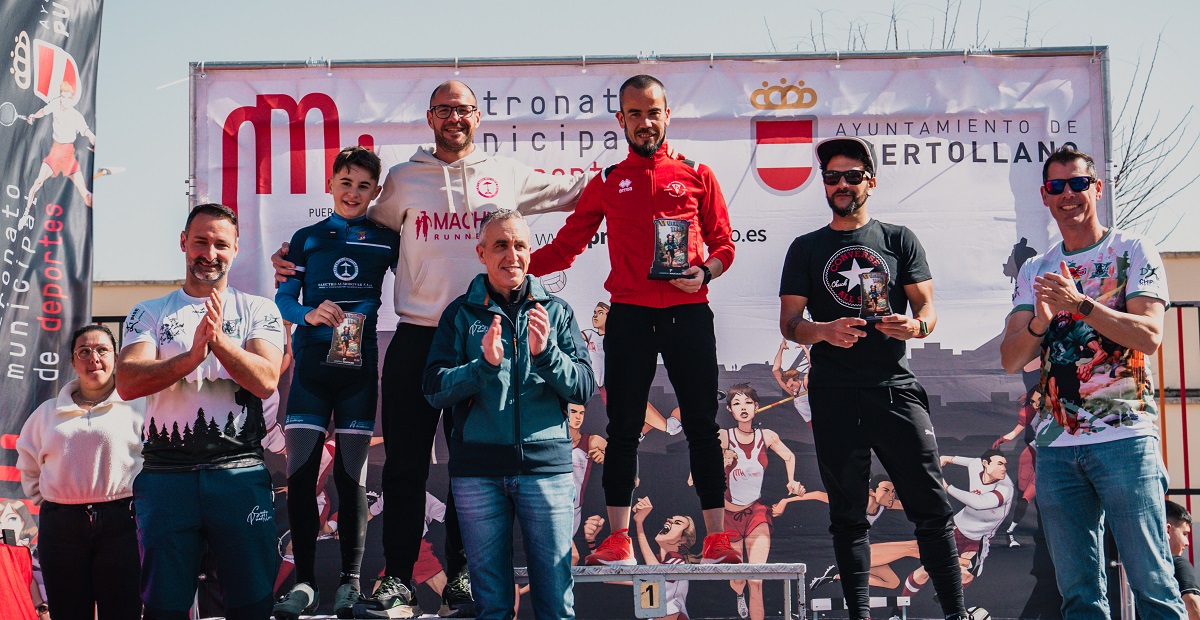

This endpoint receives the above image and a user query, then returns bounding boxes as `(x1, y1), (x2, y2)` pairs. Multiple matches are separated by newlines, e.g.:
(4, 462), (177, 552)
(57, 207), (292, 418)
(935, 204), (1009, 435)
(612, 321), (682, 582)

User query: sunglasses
(1043, 176), (1096, 195)
(822, 170), (872, 186)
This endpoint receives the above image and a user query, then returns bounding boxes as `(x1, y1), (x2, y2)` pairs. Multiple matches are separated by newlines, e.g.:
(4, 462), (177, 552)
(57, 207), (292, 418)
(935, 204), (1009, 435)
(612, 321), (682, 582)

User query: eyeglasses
(429, 105), (478, 119)
(822, 170), (872, 186)
(74, 346), (113, 360)
(1043, 176), (1096, 195)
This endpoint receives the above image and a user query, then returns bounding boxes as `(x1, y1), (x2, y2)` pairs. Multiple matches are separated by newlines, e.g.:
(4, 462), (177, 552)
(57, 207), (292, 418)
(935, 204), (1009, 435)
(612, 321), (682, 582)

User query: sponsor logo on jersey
(666, 180), (686, 197)
(618, 178), (633, 194)
(822, 245), (890, 309)
(334, 257), (359, 281)
(469, 320), (488, 336)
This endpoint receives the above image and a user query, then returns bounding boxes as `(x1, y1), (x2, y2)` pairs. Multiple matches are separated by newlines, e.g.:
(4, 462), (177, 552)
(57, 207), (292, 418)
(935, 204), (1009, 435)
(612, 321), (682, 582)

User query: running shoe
(701, 530), (742, 564)
(439, 569), (475, 617)
(736, 591), (749, 618)
(273, 582), (318, 620)
(354, 576), (418, 619)
(584, 529), (636, 566)
(333, 582), (361, 619)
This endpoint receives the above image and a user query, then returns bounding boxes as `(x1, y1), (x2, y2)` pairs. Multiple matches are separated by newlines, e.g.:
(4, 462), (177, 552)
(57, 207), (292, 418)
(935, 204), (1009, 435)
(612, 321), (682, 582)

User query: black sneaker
(333, 582), (362, 619)
(273, 582), (318, 620)
(439, 569), (475, 618)
(354, 576), (418, 619)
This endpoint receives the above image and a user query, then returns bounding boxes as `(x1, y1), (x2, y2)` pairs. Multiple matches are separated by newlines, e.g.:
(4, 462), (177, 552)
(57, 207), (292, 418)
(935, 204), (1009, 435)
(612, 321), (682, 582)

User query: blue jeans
(452, 473), (575, 620)
(1038, 435), (1184, 619)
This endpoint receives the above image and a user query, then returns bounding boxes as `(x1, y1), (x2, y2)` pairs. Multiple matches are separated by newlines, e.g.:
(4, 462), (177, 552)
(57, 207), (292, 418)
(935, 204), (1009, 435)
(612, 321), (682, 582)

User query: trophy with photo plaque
(649, 218), (691, 280)
(859, 272), (892, 322)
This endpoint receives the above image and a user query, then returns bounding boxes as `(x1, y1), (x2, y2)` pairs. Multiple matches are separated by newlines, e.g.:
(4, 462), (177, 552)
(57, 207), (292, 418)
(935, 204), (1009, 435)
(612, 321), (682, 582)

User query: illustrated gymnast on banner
(24, 81), (95, 217)
(720, 384), (804, 620)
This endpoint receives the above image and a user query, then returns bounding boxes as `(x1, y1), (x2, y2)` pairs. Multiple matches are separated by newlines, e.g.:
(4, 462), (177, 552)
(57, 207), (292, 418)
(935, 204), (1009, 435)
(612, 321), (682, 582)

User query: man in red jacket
(529, 74), (738, 566)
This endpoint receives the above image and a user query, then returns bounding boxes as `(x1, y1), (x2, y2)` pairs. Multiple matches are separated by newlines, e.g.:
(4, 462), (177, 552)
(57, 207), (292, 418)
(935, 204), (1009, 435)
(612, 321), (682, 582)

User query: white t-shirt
(1011, 229), (1168, 447)
(122, 288), (285, 470)
(49, 102), (88, 144)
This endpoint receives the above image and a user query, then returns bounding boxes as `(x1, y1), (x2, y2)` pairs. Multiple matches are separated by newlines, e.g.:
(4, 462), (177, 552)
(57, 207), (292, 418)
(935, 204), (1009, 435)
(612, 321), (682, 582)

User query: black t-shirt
(779, 219), (931, 388)
(1176, 555), (1200, 596)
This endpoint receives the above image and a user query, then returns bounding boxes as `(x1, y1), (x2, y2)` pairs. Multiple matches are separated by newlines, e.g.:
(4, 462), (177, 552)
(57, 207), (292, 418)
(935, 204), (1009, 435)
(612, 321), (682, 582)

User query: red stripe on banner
(0, 466), (20, 482)
(63, 58), (77, 94)
(37, 43), (54, 99)
(0, 434), (16, 450)
(755, 120), (814, 144)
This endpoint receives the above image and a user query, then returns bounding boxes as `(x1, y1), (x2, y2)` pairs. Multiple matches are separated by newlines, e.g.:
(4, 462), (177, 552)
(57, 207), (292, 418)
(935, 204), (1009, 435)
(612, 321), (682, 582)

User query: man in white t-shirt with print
(999, 146), (1183, 619)
(118, 203), (285, 619)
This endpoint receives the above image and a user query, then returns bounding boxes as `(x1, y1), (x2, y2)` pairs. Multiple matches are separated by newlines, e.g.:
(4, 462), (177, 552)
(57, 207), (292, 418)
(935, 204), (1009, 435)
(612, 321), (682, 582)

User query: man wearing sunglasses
(778, 137), (970, 620)
(272, 80), (590, 618)
(1000, 146), (1181, 618)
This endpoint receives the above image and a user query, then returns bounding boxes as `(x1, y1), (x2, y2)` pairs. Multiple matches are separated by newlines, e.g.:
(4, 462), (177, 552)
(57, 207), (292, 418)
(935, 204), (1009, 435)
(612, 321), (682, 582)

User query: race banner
(194, 52), (1108, 618)
(0, 1), (102, 506)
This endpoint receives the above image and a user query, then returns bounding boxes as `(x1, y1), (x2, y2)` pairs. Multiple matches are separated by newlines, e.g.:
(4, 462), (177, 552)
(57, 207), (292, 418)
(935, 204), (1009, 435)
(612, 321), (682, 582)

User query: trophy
(325, 312), (365, 367)
(859, 272), (892, 322)
(649, 218), (691, 280)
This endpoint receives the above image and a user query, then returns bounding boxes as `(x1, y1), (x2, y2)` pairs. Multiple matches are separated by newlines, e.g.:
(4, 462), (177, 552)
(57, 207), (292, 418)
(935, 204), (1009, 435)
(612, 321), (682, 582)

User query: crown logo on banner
(750, 79), (818, 110)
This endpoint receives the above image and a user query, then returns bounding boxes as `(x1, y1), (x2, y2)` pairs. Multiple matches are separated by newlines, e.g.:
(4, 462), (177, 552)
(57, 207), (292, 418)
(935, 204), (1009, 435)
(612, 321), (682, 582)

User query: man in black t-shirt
(778, 137), (968, 620)
(1167, 500), (1200, 620)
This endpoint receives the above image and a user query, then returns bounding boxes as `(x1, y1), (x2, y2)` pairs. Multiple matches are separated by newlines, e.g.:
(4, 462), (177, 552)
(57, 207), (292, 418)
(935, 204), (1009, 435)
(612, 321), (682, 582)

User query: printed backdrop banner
(0, 2), (101, 502)
(192, 52), (1107, 618)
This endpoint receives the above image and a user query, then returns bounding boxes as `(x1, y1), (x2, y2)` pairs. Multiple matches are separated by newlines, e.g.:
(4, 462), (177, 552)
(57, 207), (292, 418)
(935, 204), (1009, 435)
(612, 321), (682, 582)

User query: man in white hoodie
(274, 80), (587, 618)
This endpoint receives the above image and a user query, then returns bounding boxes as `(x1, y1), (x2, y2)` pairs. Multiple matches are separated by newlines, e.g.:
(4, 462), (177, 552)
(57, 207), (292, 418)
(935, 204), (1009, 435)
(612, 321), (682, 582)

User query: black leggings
(287, 440), (368, 586)
(601, 302), (726, 510)
(379, 323), (467, 582)
(809, 383), (965, 620)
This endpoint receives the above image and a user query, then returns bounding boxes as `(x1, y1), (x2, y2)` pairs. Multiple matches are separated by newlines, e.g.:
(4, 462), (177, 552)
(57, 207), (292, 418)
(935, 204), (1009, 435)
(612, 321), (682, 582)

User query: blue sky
(92, 0), (1200, 281)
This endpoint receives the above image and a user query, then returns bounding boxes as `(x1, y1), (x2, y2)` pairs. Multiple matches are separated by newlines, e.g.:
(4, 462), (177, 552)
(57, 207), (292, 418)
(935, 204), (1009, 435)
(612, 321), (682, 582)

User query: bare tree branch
(764, 17), (778, 53)
(776, 7), (1194, 244)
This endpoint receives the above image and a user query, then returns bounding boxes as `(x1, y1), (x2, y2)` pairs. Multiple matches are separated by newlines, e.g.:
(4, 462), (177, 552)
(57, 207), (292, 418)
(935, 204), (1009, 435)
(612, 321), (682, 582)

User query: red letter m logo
(221, 93), (340, 212)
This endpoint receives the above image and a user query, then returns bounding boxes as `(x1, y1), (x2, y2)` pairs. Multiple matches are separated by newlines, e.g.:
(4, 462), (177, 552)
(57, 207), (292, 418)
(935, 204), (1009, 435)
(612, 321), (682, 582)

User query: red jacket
(530, 143), (735, 308)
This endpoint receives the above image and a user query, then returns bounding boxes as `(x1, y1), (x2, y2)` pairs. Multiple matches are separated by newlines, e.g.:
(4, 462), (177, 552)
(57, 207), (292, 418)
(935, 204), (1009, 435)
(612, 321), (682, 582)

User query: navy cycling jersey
(276, 213), (400, 350)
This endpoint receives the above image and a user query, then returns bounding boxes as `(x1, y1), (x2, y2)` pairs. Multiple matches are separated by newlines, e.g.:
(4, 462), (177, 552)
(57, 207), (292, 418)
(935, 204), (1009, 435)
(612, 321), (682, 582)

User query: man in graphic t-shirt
(777, 137), (967, 620)
(1000, 146), (1183, 618)
(117, 203), (285, 619)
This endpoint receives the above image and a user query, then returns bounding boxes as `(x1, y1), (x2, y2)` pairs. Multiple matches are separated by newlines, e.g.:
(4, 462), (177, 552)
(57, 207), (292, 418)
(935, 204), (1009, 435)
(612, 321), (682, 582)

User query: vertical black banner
(0, 1), (103, 498)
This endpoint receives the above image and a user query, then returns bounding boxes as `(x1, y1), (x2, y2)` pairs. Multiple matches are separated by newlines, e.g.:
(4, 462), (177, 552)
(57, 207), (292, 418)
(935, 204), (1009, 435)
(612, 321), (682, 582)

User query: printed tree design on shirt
(141, 388), (266, 455)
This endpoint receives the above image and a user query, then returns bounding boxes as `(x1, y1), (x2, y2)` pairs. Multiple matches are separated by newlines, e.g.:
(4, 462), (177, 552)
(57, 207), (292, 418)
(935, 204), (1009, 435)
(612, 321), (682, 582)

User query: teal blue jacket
(423, 274), (596, 477)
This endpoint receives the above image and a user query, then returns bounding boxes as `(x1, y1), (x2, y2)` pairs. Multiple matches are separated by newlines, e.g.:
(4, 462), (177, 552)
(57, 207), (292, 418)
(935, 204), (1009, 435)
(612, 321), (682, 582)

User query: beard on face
(190, 257), (228, 283)
(627, 127), (664, 158)
(434, 120), (474, 154)
(826, 190), (866, 217)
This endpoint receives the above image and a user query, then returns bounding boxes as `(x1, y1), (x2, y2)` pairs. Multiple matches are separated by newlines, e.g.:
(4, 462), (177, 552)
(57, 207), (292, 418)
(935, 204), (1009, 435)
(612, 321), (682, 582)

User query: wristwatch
(699, 264), (713, 285)
(1077, 297), (1095, 317)
(916, 319), (930, 338)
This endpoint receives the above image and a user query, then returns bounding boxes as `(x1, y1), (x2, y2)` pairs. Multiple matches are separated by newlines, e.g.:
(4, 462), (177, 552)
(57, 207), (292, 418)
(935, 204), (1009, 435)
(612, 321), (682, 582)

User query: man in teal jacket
(423, 209), (595, 620)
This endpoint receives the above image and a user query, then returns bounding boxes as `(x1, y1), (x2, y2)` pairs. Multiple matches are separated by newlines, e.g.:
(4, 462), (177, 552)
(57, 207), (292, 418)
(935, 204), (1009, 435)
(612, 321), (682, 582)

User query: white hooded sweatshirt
(368, 145), (588, 327)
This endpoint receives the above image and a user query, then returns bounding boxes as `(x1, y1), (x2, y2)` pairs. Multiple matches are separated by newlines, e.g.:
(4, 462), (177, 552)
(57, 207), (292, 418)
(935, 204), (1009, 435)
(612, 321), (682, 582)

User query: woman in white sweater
(16, 324), (144, 620)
